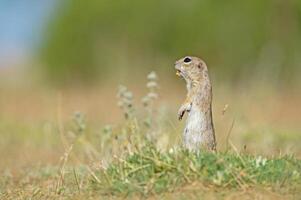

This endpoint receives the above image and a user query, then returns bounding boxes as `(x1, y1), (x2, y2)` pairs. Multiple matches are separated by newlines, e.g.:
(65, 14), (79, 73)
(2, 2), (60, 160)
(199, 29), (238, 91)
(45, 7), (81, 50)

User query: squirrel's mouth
(176, 70), (182, 77)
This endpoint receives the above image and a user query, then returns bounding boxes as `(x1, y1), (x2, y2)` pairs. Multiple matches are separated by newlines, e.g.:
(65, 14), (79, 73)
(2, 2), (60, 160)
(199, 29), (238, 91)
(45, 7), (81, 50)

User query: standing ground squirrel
(175, 56), (216, 152)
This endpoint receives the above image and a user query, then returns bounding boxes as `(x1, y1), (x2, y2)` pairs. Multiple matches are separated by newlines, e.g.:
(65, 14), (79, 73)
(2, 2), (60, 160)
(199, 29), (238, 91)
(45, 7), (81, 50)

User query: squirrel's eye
(184, 57), (191, 63)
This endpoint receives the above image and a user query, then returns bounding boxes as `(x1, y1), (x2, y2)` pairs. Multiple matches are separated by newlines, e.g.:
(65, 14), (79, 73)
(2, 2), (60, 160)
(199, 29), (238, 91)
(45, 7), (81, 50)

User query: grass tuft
(92, 144), (301, 197)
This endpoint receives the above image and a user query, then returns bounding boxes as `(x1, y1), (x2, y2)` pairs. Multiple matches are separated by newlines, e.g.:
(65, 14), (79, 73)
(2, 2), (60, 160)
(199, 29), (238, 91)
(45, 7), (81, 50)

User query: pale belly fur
(183, 104), (207, 151)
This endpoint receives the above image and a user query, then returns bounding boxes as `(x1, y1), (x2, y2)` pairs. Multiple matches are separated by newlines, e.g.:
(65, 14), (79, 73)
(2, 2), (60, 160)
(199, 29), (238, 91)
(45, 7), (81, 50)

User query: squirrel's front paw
(178, 103), (192, 121)
(178, 107), (185, 121)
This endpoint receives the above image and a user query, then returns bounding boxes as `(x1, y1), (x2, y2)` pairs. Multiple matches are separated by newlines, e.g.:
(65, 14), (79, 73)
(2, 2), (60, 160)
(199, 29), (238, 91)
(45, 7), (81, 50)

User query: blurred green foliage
(40, 0), (301, 85)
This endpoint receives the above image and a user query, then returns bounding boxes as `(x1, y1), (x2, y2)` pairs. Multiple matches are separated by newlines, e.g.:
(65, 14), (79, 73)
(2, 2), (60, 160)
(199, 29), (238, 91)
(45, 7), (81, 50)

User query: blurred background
(0, 0), (301, 170)
(1, 0), (301, 84)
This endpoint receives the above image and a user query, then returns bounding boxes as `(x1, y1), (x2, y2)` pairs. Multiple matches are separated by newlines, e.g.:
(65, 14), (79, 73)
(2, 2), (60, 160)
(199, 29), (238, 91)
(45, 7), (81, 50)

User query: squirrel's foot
(178, 103), (192, 120)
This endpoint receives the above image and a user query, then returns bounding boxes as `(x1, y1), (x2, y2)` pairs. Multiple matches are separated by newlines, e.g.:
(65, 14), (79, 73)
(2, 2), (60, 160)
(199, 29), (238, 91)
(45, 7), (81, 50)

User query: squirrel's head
(175, 56), (209, 84)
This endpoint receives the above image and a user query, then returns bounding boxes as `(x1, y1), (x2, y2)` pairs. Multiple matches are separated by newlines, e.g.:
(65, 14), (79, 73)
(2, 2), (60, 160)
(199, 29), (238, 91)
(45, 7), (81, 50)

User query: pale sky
(0, 0), (57, 64)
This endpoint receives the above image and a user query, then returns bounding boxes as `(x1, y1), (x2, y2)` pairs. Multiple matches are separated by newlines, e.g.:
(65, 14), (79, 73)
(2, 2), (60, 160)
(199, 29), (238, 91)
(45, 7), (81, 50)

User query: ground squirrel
(175, 56), (216, 152)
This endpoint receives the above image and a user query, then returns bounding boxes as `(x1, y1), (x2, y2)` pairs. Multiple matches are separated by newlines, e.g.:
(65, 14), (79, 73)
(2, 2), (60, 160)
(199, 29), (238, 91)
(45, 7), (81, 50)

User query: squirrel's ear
(197, 63), (203, 69)
(197, 61), (205, 70)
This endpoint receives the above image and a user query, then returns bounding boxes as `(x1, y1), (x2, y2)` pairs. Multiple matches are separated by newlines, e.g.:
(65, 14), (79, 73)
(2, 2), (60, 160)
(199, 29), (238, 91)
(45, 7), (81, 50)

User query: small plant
(100, 125), (113, 152)
(142, 71), (159, 128)
(72, 111), (86, 136)
(114, 72), (161, 146)
(142, 71), (159, 111)
(117, 85), (135, 120)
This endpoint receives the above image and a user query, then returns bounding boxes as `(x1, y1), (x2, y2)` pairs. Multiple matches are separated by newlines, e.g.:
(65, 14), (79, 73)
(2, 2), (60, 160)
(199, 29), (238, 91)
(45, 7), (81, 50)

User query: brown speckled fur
(175, 56), (216, 152)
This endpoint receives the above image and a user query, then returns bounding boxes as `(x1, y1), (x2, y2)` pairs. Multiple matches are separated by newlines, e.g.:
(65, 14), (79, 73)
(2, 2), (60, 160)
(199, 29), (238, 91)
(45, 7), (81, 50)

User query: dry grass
(0, 78), (300, 199)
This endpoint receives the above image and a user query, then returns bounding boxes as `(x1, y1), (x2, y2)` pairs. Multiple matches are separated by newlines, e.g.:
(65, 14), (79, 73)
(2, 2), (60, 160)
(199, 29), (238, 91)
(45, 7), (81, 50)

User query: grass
(0, 75), (301, 199)
(0, 109), (300, 199)
(1, 144), (300, 199)
(95, 146), (301, 196)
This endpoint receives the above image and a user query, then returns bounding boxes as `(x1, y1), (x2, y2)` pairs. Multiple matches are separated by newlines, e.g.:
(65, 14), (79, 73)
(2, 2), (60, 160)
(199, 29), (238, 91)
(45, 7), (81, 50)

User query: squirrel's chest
(185, 105), (207, 132)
